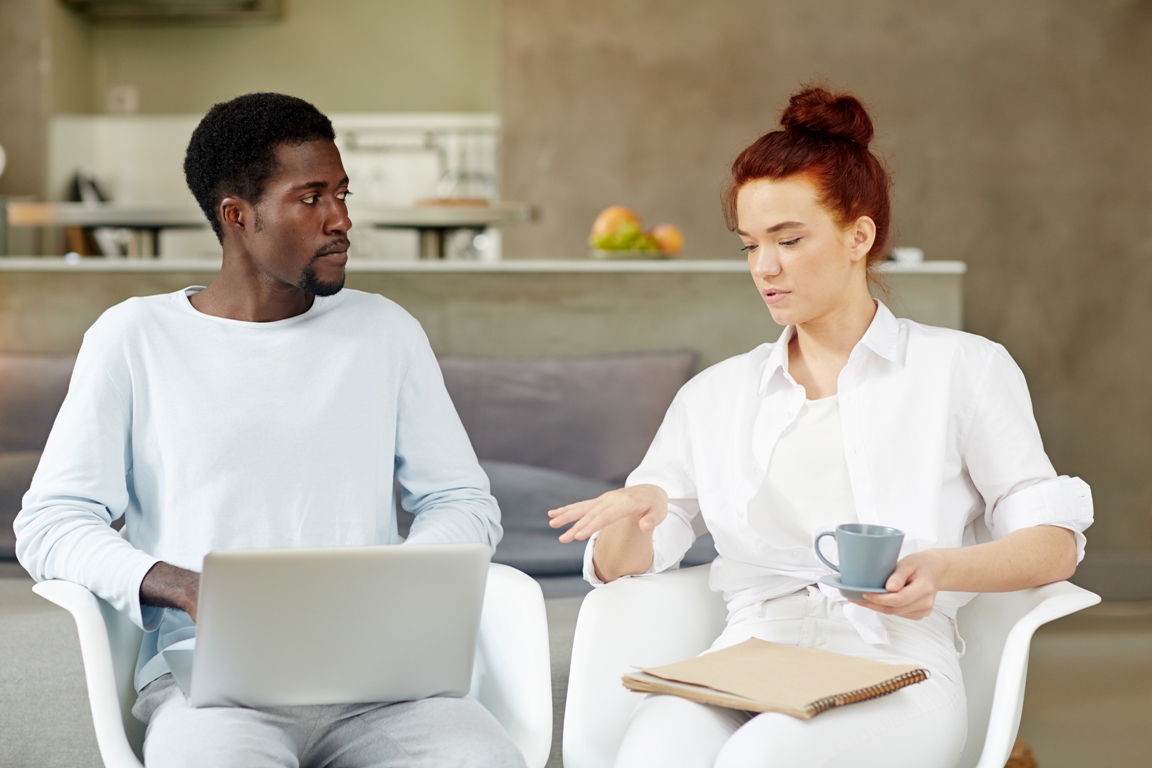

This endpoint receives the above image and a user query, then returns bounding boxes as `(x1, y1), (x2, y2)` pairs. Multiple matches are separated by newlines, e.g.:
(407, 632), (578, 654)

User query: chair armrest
(33, 580), (145, 768)
(968, 580), (1100, 768)
(470, 563), (552, 768)
(563, 565), (727, 768)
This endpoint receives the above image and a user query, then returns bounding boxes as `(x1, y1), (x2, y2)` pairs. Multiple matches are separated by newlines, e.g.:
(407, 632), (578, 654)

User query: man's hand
(140, 562), (200, 622)
(548, 484), (669, 543)
(854, 550), (949, 620)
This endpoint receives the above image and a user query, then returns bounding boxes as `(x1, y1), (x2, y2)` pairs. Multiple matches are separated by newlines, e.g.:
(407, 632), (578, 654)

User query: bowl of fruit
(588, 206), (683, 259)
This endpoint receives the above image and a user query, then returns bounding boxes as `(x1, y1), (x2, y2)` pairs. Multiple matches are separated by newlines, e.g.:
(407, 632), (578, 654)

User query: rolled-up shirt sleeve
(583, 393), (701, 586)
(963, 344), (1093, 561)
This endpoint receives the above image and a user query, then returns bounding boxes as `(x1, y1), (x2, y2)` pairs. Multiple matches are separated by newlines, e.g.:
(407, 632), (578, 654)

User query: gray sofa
(0, 354), (76, 560)
(1, 350), (716, 574)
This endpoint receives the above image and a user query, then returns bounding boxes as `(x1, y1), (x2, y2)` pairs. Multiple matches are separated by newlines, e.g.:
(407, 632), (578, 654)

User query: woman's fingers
(550, 486), (666, 543)
(547, 498), (602, 527)
(860, 572), (936, 618)
(557, 498), (637, 542)
(560, 510), (617, 542)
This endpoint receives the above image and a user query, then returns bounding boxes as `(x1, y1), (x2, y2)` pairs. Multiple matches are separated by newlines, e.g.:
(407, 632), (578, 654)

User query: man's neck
(190, 255), (314, 323)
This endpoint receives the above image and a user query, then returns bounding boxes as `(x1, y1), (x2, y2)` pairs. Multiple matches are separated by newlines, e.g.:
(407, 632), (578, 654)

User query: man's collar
(758, 300), (903, 396)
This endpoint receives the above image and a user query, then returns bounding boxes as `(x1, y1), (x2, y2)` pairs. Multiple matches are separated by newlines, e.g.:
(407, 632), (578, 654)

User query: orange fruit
(651, 224), (684, 255)
(591, 206), (641, 239)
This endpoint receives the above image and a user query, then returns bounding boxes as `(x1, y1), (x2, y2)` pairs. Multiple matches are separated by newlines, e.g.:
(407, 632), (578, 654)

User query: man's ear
(218, 196), (252, 238)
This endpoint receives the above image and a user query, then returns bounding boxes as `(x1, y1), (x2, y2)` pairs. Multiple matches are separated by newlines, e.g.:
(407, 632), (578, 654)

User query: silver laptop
(162, 543), (491, 708)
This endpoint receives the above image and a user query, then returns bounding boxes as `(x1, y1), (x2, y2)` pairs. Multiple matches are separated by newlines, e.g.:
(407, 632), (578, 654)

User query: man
(15, 93), (525, 767)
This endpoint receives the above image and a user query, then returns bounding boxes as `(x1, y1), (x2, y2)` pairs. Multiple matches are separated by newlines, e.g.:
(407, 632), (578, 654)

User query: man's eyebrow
(736, 221), (804, 236)
(291, 176), (350, 192)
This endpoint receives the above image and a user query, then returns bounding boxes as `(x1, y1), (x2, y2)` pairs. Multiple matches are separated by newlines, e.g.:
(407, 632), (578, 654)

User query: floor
(2, 561), (1150, 768)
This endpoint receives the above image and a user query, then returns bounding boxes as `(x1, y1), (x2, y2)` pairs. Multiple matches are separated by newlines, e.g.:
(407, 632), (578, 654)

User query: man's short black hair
(184, 93), (335, 241)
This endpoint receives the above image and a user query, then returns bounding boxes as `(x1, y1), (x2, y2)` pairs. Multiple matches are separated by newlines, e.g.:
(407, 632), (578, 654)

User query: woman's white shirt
(748, 395), (858, 547)
(582, 301), (1093, 643)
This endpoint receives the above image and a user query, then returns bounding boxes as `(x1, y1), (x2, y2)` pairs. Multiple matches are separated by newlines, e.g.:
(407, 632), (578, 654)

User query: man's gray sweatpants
(132, 674), (528, 768)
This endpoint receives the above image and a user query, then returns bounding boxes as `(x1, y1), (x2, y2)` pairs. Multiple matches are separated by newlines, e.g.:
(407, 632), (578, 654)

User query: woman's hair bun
(779, 87), (874, 147)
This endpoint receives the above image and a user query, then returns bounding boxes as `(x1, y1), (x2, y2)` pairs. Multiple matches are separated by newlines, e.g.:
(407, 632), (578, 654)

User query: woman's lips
(763, 289), (790, 305)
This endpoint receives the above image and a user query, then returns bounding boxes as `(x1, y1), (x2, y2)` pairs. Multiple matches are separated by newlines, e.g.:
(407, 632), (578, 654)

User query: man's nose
(324, 200), (353, 234)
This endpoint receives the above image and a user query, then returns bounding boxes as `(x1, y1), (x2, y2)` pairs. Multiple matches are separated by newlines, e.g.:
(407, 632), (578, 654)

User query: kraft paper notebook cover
(622, 638), (928, 720)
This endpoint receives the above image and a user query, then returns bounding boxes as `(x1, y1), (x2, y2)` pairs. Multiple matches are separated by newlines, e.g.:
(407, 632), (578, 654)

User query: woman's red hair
(722, 87), (892, 268)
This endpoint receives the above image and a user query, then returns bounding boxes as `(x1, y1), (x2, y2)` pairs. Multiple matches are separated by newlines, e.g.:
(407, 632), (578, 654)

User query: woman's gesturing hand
(548, 484), (669, 543)
(855, 550), (949, 620)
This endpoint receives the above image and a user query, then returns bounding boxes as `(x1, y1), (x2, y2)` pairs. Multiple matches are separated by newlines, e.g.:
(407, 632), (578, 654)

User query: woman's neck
(787, 288), (877, 399)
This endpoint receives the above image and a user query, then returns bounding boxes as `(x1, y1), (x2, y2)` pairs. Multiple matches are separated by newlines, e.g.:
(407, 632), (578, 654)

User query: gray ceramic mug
(814, 524), (905, 589)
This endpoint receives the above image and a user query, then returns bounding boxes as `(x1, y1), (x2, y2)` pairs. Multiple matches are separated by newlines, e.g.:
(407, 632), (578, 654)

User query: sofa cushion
(0, 354), (76, 452)
(396, 460), (717, 576)
(484, 460), (620, 575)
(439, 351), (697, 484)
(0, 450), (40, 559)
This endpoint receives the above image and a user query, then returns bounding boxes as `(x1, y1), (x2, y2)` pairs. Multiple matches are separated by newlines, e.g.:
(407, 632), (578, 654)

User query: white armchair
(564, 564), (1099, 768)
(33, 562), (553, 768)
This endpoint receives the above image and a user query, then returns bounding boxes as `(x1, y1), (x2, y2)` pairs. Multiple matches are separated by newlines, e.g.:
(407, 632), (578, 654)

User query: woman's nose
(749, 248), (781, 278)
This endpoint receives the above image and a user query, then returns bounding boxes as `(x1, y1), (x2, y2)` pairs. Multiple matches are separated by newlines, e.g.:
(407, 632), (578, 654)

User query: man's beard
(298, 263), (345, 297)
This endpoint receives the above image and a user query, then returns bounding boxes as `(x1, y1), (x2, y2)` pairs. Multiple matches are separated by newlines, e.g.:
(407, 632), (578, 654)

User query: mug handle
(814, 531), (839, 572)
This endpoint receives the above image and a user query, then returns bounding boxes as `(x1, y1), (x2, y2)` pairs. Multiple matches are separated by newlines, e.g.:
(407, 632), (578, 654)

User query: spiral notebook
(622, 638), (928, 720)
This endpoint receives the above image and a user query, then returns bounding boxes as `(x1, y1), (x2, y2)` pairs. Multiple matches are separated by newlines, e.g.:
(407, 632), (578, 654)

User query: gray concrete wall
(500, 0), (1152, 552)
(85, 0), (497, 115)
(0, 0), (49, 199)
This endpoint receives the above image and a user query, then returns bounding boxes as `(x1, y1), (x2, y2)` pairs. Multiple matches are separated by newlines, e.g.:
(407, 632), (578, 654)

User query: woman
(548, 87), (1093, 768)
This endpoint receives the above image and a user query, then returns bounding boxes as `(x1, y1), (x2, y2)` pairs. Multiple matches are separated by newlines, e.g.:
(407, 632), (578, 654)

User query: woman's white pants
(614, 588), (967, 768)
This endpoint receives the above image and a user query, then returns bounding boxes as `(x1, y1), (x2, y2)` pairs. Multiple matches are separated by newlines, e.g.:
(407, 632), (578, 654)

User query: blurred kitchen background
(3, 0), (1149, 574)
(2, 2), (1152, 767)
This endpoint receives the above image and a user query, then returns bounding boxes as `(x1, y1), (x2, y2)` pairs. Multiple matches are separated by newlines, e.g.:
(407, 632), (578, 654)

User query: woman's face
(736, 176), (874, 329)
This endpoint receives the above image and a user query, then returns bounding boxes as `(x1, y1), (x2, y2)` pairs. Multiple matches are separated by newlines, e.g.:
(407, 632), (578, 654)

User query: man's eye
(336, 190), (351, 201)
(302, 195), (317, 204)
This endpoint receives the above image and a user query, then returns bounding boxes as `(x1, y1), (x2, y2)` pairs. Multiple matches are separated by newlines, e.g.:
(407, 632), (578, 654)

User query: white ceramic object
(892, 247), (925, 264)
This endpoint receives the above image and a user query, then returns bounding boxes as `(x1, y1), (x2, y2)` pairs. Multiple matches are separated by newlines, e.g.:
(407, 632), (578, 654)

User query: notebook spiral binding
(804, 669), (930, 716)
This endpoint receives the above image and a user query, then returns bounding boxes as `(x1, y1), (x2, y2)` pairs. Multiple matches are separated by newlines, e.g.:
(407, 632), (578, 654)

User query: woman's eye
(780, 237), (801, 247)
(740, 243), (757, 252)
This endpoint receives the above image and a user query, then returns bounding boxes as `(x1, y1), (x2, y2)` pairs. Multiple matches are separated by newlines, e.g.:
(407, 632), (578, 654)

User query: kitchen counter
(0, 259), (964, 365)
(0, 257), (964, 274)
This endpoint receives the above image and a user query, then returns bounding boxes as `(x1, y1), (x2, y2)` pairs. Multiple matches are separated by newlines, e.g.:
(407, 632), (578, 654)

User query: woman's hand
(855, 527), (1077, 619)
(548, 484), (669, 543)
(854, 550), (949, 620)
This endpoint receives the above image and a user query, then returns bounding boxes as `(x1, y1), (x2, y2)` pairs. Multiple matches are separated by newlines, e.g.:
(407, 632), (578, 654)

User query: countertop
(0, 258), (966, 274)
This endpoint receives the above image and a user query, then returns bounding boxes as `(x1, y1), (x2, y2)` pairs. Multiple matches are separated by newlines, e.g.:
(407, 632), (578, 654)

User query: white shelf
(0, 258), (966, 274)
